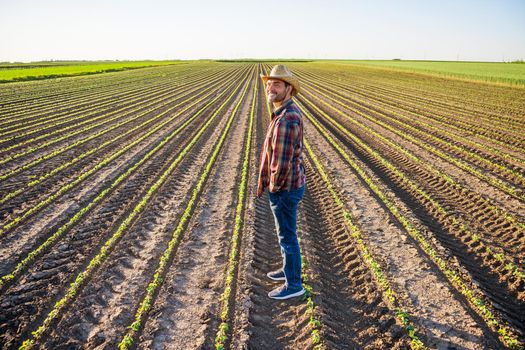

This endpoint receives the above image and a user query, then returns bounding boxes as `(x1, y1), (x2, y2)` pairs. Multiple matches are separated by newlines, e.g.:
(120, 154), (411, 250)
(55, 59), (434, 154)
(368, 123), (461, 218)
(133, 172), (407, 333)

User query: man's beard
(267, 90), (287, 103)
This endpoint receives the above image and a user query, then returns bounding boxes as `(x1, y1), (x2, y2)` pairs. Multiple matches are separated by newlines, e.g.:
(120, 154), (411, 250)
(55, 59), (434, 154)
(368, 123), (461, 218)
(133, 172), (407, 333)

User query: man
(257, 65), (306, 300)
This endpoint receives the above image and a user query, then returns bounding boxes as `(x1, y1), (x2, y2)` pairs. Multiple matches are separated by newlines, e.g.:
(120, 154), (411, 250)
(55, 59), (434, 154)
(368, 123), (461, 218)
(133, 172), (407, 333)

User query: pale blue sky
(1, 0), (524, 62)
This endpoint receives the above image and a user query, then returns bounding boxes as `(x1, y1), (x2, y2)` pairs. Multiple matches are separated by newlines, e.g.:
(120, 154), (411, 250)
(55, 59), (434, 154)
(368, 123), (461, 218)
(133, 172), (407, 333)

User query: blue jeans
(268, 185), (305, 290)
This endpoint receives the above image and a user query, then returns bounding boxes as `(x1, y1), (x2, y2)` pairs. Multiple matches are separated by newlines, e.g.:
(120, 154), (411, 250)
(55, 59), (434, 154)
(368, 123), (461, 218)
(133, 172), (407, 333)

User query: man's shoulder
(279, 101), (302, 124)
(285, 101), (301, 116)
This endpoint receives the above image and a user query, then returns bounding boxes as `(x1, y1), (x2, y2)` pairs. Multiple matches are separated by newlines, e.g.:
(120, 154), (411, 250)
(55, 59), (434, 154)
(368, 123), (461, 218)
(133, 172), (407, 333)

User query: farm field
(333, 60), (525, 86)
(0, 61), (524, 349)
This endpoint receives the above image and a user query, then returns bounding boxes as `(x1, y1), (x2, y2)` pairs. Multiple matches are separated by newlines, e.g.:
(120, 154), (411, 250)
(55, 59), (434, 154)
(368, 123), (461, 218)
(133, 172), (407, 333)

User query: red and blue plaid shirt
(258, 98), (306, 193)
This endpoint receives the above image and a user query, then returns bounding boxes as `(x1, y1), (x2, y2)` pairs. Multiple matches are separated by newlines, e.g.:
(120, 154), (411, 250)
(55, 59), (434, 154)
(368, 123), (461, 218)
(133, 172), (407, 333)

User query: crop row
(0, 64), (228, 138)
(0, 66), (232, 161)
(351, 77), (525, 140)
(214, 68), (257, 349)
(119, 64), (254, 350)
(0, 72), (238, 228)
(0, 63), (203, 117)
(306, 85), (525, 281)
(297, 72), (525, 233)
(304, 138), (426, 349)
(0, 65), (237, 182)
(0, 67), (250, 292)
(294, 66), (525, 168)
(352, 71), (523, 130)
(18, 65), (254, 350)
(292, 64), (525, 147)
(0, 77), (183, 140)
(296, 68), (525, 192)
(1, 83), (183, 153)
(320, 63), (525, 123)
(0, 76), (175, 135)
(297, 88), (525, 287)
(0, 72), (219, 205)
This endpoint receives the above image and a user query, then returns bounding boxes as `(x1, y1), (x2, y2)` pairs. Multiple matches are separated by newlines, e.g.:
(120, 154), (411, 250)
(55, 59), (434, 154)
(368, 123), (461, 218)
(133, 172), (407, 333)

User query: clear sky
(1, 0), (524, 62)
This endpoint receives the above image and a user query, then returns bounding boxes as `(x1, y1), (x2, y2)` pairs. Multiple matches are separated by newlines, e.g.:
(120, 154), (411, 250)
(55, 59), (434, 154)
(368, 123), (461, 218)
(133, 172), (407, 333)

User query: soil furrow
(0, 68), (236, 225)
(304, 101), (525, 337)
(136, 79), (254, 350)
(303, 112), (505, 348)
(41, 84), (249, 349)
(298, 84), (525, 214)
(295, 163), (409, 349)
(0, 93), (230, 348)
(0, 77), (236, 276)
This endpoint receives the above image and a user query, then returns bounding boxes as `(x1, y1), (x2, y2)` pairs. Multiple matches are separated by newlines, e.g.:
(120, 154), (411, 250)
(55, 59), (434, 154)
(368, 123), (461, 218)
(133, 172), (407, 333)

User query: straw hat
(260, 64), (301, 96)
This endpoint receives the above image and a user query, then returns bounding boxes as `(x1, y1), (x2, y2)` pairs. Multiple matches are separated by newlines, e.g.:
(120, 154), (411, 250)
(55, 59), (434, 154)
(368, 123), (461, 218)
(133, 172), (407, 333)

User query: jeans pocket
(289, 186), (305, 203)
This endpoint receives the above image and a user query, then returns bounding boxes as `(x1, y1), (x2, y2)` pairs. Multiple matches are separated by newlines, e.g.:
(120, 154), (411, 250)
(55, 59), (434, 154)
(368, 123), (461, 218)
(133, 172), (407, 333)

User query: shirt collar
(272, 98), (294, 118)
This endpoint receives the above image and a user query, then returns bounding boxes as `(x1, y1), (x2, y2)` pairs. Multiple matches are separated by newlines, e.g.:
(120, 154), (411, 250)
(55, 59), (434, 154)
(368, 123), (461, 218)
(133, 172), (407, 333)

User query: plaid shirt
(258, 98), (306, 193)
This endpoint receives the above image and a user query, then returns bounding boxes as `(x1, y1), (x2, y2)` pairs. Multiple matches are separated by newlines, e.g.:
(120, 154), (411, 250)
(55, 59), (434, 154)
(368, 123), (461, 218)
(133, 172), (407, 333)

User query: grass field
(330, 59), (525, 86)
(0, 60), (183, 83)
(0, 62), (524, 349)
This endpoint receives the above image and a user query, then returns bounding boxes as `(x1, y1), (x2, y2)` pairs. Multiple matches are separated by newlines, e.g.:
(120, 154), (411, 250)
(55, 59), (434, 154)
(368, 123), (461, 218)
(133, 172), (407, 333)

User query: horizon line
(1, 58), (524, 64)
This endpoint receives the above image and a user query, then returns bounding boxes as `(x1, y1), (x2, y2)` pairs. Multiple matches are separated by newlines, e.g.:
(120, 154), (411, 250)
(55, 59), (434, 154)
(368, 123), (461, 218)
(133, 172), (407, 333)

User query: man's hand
(256, 184), (264, 198)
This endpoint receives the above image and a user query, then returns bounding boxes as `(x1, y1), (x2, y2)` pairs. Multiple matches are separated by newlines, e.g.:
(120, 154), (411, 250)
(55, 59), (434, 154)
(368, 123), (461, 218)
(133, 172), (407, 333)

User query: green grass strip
(300, 102), (523, 350)
(118, 67), (253, 350)
(0, 61), (184, 83)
